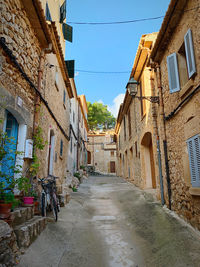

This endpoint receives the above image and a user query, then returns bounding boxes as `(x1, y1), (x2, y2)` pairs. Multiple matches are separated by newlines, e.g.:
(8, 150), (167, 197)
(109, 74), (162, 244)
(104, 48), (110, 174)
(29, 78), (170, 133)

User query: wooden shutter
(65, 60), (75, 78)
(45, 3), (52, 21)
(184, 29), (196, 79)
(187, 135), (200, 187)
(167, 53), (180, 93)
(62, 23), (73, 43)
(60, 140), (63, 157)
(63, 90), (66, 104)
(60, 0), (66, 23)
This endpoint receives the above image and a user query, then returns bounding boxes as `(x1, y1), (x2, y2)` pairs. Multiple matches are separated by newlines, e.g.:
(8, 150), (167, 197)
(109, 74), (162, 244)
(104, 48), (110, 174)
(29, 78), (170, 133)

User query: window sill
(180, 79), (193, 98)
(63, 103), (66, 110)
(189, 187), (200, 196)
(59, 155), (63, 160)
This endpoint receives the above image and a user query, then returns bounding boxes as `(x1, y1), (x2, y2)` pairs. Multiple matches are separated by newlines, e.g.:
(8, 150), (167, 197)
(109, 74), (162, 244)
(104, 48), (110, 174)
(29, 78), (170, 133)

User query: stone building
(149, 0), (200, 229)
(115, 33), (161, 197)
(68, 78), (79, 175)
(78, 95), (88, 168)
(0, 0), (73, 192)
(87, 130), (117, 175)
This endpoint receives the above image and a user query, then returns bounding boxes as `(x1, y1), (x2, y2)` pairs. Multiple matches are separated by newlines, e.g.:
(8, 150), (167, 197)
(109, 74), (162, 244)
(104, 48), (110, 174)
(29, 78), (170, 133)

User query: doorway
(110, 161), (116, 173)
(141, 132), (156, 188)
(2, 111), (19, 186)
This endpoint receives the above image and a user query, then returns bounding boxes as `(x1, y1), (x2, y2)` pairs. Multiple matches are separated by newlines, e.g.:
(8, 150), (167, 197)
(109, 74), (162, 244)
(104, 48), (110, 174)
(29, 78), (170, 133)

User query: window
(60, 140), (63, 157)
(128, 110), (131, 138)
(111, 151), (114, 157)
(187, 134), (200, 187)
(119, 134), (121, 150)
(184, 29), (196, 78)
(63, 90), (66, 105)
(139, 76), (146, 117)
(60, 0), (66, 23)
(135, 141), (137, 157)
(62, 24), (73, 43)
(55, 71), (59, 90)
(45, 2), (52, 21)
(73, 111), (75, 123)
(124, 117), (126, 141)
(167, 29), (196, 93)
(70, 138), (73, 153)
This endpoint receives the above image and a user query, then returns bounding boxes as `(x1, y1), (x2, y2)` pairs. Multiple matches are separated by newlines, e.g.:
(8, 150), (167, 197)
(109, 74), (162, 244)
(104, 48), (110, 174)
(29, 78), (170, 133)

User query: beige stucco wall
(155, 0), (200, 229)
(87, 132), (117, 174)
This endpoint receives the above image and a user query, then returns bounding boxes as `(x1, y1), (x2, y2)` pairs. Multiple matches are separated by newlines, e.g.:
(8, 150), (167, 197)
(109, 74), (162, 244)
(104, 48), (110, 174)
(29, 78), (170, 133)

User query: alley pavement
(19, 175), (200, 267)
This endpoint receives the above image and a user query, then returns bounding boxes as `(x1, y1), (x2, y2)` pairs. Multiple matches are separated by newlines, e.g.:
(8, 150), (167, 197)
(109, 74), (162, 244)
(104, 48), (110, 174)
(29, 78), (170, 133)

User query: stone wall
(155, 0), (200, 229)
(0, 0), (71, 191)
(87, 133), (117, 174)
(117, 67), (161, 199)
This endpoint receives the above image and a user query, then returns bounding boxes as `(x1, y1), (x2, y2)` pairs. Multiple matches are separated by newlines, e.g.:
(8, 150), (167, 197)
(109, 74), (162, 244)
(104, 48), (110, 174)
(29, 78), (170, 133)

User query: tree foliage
(87, 101), (116, 130)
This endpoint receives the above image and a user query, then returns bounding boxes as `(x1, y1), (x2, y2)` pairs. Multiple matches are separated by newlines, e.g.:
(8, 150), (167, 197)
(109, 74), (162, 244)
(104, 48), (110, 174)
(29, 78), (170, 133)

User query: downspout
(150, 69), (165, 205)
(156, 66), (171, 209)
(33, 49), (45, 135)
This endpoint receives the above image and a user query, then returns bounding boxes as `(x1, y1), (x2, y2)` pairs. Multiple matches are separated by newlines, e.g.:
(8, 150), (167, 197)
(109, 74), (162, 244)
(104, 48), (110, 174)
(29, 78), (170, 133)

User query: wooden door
(110, 161), (115, 173)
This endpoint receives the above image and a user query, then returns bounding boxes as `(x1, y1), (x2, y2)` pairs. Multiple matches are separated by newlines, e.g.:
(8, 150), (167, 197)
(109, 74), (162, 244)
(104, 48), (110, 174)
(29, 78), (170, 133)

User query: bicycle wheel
(51, 197), (58, 222)
(41, 193), (46, 217)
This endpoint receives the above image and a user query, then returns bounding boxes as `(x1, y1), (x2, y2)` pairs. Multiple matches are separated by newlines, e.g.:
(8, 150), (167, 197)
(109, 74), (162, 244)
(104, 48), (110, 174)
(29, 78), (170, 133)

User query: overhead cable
(67, 5), (200, 25)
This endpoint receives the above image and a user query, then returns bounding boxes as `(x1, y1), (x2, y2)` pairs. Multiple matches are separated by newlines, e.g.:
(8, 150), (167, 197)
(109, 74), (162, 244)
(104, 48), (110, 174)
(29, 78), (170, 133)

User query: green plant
(0, 191), (20, 209)
(30, 126), (47, 176)
(72, 186), (77, 192)
(74, 172), (81, 181)
(80, 165), (85, 170)
(16, 176), (31, 196)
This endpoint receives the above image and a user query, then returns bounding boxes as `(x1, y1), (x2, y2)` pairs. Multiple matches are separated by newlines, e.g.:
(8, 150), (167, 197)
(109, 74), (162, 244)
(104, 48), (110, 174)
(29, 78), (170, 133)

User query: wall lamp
(126, 77), (159, 104)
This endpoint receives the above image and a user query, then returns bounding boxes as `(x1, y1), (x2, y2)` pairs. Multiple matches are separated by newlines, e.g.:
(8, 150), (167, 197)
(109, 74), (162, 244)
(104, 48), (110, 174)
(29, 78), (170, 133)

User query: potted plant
(16, 176), (34, 205)
(0, 182), (20, 223)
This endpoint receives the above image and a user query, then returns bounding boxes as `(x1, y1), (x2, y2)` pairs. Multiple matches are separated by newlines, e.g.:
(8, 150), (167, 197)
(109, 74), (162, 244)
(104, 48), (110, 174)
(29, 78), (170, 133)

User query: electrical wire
(67, 5), (200, 25)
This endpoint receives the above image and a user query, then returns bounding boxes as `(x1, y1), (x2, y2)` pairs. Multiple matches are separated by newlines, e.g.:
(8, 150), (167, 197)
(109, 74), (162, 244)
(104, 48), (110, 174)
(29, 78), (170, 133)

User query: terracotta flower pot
(23, 197), (34, 205)
(0, 203), (12, 219)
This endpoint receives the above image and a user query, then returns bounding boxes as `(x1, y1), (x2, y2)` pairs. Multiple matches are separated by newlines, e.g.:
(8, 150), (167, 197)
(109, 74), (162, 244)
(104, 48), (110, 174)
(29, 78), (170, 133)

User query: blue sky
(65, 0), (170, 117)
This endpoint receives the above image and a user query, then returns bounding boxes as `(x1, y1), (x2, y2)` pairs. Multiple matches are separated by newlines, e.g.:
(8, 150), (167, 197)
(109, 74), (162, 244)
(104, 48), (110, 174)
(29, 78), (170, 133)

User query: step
(0, 220), (18, 266)
(14, 216), (46, 249)
(11, 206), (34, 227)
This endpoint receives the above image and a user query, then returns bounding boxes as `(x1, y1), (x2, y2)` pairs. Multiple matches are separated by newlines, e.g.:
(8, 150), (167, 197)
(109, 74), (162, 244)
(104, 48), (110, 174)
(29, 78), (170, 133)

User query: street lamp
(126, 77), (159, 104)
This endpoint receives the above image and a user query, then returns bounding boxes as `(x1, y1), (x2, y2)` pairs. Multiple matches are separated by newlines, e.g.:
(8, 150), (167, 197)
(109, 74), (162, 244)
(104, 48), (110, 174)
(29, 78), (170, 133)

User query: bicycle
(38, 175), (60, 222)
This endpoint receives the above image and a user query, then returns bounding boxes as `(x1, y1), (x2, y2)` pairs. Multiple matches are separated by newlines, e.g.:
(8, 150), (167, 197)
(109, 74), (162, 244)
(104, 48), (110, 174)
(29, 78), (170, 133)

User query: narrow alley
(19, 175), (200, 267)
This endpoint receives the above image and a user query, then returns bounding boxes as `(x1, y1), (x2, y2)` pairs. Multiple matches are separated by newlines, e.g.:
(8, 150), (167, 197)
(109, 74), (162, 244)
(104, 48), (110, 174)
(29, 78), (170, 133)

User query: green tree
(87, 102), (116, 130)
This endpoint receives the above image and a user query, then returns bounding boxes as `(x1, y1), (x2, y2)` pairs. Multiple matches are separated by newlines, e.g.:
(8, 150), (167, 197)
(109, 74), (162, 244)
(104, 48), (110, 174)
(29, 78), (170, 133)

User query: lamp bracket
(135, 96), (159, 103)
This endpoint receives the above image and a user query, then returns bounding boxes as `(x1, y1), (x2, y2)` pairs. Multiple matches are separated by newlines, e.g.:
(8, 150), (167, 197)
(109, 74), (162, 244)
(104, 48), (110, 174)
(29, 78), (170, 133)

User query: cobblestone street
(19, 176), (200, 267)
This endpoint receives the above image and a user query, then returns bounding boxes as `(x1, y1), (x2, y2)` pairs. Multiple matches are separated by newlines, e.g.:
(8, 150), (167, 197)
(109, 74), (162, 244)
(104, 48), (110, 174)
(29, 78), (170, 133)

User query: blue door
(1, 111), (19, 188)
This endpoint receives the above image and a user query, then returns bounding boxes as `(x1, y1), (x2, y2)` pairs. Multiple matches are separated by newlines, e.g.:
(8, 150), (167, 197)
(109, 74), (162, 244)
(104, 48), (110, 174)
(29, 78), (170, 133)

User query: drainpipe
(150, 69), (165, 205)
(156, 66), (171, 209)
(33, 50), (45, 135)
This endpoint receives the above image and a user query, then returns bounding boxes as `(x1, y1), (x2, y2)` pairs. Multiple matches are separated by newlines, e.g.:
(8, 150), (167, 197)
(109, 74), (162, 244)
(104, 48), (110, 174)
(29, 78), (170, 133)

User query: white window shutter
(184, 29), (196, 79)
(167, 53), (180, 93)
(187, 135), (200, 187)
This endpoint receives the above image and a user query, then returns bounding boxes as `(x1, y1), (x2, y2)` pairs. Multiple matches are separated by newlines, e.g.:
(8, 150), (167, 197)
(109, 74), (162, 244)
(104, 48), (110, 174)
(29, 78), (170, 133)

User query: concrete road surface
(19, 175), (200, 267)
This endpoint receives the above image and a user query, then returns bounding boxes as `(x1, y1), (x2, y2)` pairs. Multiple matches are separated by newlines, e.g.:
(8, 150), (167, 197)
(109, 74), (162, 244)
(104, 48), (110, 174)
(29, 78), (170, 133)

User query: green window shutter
(167, 53), (180, 93)
(62, 23), (73, 43)
(60, 0), (66, 23)
(187, 135), (200, 187)
(65, 60), (75, 78)
(45, 3), (52, 21)
(63, 90), (66, 104)
(60, 140), (63, 157)
(184, 29), (196, 79)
